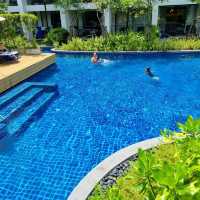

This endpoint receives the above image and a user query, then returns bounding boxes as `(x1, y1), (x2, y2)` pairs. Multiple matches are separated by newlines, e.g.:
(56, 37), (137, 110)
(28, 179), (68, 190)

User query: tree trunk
(146, 0), (153, 50)
(114, 12), (117, 32)
(43, 0), (49, 31)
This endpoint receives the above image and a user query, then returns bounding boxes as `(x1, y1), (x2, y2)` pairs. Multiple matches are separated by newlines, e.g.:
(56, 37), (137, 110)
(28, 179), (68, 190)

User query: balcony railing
(26, 0), (91, 5)
(27, 0), (56, 5)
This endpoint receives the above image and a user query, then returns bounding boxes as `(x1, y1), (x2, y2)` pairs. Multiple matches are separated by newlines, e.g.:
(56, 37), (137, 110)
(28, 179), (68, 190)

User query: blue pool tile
(0, 52), (199, 199)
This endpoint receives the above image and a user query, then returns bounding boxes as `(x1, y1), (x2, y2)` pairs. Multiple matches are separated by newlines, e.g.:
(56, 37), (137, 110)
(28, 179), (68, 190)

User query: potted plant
(25, 39), (41, 55)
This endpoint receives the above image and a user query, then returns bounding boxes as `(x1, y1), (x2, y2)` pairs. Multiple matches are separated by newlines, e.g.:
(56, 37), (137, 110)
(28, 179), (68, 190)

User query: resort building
(5, 0), (200, 37)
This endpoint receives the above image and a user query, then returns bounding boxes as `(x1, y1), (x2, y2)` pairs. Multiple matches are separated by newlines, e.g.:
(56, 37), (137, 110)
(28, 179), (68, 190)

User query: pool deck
(0, 53), (56, 94)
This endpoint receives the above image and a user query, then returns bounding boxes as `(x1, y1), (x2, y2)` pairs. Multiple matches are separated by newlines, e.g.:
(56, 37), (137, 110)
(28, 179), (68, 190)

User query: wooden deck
(0, 53), (56, 94)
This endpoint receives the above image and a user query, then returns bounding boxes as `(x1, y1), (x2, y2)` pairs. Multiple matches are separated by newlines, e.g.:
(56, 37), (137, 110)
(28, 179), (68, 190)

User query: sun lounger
(0, 51), (19, 62)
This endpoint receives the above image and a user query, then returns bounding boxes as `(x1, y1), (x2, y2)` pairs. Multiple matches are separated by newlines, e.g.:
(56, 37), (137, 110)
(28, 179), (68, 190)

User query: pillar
(17, 0), (26, 12)
(60, 10), (71, 31)
(104, 7), (112, 33)
(152, 5), (159, 26)
(17, 0), (33, 40)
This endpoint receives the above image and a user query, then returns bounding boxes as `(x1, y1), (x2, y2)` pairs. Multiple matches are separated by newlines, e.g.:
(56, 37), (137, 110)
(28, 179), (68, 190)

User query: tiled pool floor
(0, 53), (199, 199)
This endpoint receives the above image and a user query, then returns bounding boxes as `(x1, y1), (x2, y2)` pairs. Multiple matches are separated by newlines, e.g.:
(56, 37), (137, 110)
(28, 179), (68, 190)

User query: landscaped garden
(89, 116), (200, 200)
(57, 32), (200, 51)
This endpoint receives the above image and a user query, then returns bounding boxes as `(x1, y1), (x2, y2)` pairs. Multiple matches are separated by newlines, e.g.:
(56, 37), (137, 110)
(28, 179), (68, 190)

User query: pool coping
(52, 49), (200, 54)
(68, 137), (161, 200)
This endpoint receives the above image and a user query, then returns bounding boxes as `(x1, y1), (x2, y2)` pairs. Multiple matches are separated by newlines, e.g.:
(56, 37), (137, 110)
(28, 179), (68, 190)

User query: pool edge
(52, 49), (200, 54)
(67, 137), (161, 200)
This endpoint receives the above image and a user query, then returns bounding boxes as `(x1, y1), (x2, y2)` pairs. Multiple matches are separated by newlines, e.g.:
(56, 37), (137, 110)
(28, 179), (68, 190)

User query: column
(60, 10), (71, 31)
(17, 0), (27, 12)
(104, 7), (112, 33)
(152, 5), (159, 26)
(17, 0), (33, 40)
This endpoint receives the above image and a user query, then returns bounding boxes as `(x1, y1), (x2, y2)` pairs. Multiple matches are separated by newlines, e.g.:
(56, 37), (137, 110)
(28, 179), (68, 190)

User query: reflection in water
(179, 55), (194, 60)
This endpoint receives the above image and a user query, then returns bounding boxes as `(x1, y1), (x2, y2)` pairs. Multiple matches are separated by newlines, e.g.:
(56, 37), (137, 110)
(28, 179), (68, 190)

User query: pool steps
(0, 87), (44, 119)
(0, 82), (58, 138)
(13, 92), (57, 137)
(0, 83), (31, 109)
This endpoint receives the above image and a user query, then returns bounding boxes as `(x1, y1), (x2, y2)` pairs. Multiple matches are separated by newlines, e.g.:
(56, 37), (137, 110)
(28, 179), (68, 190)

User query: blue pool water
(0, 52), (200, 199)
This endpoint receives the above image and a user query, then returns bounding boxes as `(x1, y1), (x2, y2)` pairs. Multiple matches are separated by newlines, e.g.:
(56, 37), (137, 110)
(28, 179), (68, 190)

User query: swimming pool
(0, 52), (199, 199)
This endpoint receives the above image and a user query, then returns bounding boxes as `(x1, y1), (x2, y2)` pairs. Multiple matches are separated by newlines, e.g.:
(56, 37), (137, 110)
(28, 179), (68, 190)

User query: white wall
(60, 10), (71, 31)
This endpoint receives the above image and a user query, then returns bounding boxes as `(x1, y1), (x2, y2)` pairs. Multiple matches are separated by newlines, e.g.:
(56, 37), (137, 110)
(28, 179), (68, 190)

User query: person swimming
(145, 67), (159, 80)
(91, 52), (99, 64)
(91, 52), (113, 66)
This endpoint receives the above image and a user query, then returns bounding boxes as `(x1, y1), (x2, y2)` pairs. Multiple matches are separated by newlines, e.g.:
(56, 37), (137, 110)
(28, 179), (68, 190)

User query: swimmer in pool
(91, 52), (99, 64)
(145, 67), (160, 80)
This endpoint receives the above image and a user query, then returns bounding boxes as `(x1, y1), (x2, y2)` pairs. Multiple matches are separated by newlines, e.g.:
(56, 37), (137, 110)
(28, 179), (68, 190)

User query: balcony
(27, 0), (56, 5)
(8, 0), (17, 6)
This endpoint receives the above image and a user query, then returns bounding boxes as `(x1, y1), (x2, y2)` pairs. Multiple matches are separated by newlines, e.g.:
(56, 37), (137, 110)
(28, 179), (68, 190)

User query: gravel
(99, 154), (138, 189)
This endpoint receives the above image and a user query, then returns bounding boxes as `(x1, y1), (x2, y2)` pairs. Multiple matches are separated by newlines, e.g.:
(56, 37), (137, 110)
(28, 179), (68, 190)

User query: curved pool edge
(68, 137), (162, 200)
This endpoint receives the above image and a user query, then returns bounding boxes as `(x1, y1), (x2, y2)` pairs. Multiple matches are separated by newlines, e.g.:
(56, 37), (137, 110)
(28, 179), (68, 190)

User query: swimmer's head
(145, 67), (151, 74)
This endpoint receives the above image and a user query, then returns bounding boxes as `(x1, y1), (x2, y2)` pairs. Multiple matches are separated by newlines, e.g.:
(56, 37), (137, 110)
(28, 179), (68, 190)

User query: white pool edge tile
(68, 137), (162, 200)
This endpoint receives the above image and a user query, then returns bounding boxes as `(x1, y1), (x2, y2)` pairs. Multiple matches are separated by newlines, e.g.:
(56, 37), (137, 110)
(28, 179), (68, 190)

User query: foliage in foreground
(89, 116), (200, 200)
(58, 32), (200, 51)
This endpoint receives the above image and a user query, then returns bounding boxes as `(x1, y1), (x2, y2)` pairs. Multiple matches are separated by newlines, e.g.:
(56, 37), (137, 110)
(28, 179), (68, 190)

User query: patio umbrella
(0, 16), (5, 22)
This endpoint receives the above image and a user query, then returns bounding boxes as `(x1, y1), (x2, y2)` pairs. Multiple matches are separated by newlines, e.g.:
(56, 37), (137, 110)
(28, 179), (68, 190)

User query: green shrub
(152, 38), (200, 51)
(44, 28), (69, 46)
(58, 32), (200, 51)
(59, 32), (147, 51)
(0, 36), (38, 51)
(89, 116), (200, 200)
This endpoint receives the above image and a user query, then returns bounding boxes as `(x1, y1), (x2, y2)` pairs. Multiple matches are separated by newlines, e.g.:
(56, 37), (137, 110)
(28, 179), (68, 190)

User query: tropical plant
(89, 116), (200, 200)
(0, 36), (38, 51)
(59, 32), (147, 51)
(192, 0), (200, 4)
(54, 0), (85, 34)
(93, 0), (147, 33)
(58, 32), (200, 51)
(54, 0), (83, 9)
(0, 2), (7, 14)
(93, 0), (164, 47)
(44, 28), (69, 45)
(0, 13), (37, 44)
